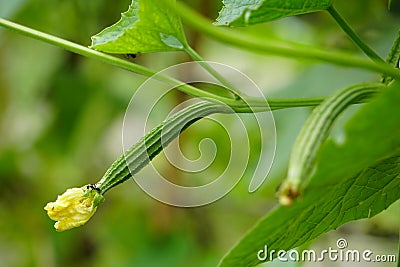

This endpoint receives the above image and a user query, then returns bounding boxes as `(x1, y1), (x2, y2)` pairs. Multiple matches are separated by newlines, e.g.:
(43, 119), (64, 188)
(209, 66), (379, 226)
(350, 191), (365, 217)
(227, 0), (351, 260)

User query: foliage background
(0, 0), (399, 266)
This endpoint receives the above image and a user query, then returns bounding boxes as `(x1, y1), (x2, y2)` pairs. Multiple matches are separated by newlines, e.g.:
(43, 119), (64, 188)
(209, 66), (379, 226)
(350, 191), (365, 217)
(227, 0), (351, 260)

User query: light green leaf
(215, 0), (333, 27)
(90, 0), (186, 54)
(219, 82), (400, 267)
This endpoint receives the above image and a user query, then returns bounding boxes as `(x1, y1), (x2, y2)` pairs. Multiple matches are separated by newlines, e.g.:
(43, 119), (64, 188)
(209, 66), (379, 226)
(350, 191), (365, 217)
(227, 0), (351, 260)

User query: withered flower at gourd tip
(44, 185), (104, 232)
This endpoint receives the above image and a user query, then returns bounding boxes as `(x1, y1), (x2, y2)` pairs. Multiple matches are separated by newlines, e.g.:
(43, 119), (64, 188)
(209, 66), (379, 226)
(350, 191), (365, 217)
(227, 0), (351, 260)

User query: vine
(1, 1), (399, 266)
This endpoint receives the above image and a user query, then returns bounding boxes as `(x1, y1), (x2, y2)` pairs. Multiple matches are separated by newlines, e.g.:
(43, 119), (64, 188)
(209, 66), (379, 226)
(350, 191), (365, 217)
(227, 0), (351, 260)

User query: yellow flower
(44, 185), (104, 231)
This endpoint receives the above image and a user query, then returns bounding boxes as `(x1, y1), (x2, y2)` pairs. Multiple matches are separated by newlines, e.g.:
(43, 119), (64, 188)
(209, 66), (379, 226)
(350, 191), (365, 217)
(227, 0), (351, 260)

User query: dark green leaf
(309, 82), (400, 189)
(90, 0), (186, 53)
(220, 156), (400, 267)
(215, 0), (333, 27)
(219, 82), (400, 267)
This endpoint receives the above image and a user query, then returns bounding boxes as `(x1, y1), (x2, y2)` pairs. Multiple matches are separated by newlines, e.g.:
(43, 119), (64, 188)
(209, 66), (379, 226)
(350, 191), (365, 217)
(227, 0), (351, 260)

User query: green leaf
(90, 0), (186, 54)
(309, 83), (400, 189)
(219, 82), (400, 267)
(220, 156), (400, 267)
(215, 0), (333, 27)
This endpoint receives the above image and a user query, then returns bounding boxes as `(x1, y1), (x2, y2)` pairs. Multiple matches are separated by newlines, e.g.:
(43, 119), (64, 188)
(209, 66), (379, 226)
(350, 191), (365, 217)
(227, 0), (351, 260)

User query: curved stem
(382, 29), (400, 83)
(0, 18), (230, 102)
(164, 1), (400, 80)
(327, 6), (384, 63)
(385, 30), (400, 67)
(183, 45), (243, 99)
(0, 18), (155, 77)
(0, 17), (374, 113)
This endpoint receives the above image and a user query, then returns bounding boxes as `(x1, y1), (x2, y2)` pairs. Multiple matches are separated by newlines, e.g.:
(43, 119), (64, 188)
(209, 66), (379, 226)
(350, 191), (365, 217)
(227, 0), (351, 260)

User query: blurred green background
(0, 0), (399, 266)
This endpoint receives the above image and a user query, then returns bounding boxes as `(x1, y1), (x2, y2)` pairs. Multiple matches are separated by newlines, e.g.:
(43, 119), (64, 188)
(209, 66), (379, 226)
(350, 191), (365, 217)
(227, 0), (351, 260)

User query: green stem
(327, 6), (384, 63)
(183, 45), (243, 99)
(0, 18), (221, 101)
(165, 1), (400, 80)
(0, 18), (154, 78)
(382, 29), (400, 83)
(385, 29), (400, 67)
(0, 17), (374, 112)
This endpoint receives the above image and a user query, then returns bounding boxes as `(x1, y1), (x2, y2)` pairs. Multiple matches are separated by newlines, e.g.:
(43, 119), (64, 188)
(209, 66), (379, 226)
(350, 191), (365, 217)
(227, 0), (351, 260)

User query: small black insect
(86, 184), (100, 192)
(124, 53), (141, 61)
(126, 53), (137, 59)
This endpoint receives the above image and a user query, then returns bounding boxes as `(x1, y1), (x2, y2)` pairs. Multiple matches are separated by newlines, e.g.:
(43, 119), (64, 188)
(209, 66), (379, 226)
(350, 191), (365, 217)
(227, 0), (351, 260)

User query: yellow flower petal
(44, 186), (103, 231)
